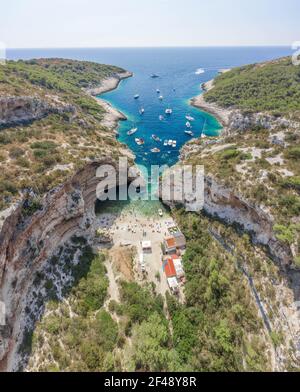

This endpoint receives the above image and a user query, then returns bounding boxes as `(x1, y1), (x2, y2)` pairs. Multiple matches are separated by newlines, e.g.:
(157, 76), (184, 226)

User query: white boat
(172, 141), (177, 148)
(186, 121), (191, 128)
(186, 115), (195, 121)
(151, 148), (160, 153)
(185, 130), (194, 137)
(168, 140), (173, 146)
(165, 108), (172, 115)
(135, 138), (145, 146)
(152, 134), (161, 142)
(134, 94), (140, 99)
(158, 209), (163, 217)
(139, 108), (145, 115)
(127, 127), (138, 136)
(163, 140), (168, 146)
(156, 89), (160, 94)
(159, 115), (164, 121)
(159, 95), (164, 100)
(201, 133), (207, 139)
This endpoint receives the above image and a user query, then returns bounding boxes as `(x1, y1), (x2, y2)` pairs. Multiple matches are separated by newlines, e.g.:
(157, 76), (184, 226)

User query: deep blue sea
(8, 47), (292, 172)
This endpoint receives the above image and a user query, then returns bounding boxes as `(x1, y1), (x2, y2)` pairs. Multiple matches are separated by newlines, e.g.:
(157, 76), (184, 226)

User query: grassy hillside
(0, 59), (128, 211)
(205, 57), (300, 115)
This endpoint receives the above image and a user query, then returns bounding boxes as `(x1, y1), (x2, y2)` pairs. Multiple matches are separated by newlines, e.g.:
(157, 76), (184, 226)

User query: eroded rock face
(161, 174), (292, 267)
(0, 96), (75, 128)
(0, 160), (127, 370)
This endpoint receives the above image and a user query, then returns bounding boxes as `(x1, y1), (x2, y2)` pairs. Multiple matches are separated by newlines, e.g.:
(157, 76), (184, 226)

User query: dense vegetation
(27, 210), (284, 372)
(205, 57), (300, 115)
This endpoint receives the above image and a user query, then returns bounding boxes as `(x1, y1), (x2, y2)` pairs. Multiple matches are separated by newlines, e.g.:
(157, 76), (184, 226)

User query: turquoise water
(100, 71), (221, 170)
(9, 46), (293, 173)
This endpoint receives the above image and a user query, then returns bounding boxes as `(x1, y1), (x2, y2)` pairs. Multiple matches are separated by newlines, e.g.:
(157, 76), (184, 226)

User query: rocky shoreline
(88, 71), (132, 131)
(190, 73), (232, 130)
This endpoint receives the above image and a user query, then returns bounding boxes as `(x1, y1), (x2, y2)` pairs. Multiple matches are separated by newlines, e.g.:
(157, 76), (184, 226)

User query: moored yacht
(185, 130), (194, 137)
(186, 121), (191, 128)
(165, 108), (172, 115)
(135, 138), (145, 145)
(186, 115), (195, 121)
(127, 127), (138, 136)
(151, 148), (160, 153)
(152, 134), (161, 142)
(139, 108), (145, 115)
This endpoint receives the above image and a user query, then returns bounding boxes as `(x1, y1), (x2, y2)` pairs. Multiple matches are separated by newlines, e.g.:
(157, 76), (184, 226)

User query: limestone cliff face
(0, 96), (75, 128)
(161, 174), (292, 268)
(203, 177), (292, 266)
(0, 160), (128, 370)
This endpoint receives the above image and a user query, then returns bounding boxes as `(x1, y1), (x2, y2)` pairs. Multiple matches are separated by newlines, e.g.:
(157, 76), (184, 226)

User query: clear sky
(1, 0), (299, 48)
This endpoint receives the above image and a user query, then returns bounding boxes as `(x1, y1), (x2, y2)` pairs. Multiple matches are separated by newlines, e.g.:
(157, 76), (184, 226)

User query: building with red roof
(163, 257), (177, 278)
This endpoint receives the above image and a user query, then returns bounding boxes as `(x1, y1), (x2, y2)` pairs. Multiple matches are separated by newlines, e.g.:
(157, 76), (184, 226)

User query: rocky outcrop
(0, 96), (75, 128)
(160, 173), (293, 268)
(0, 160), (132, 371)
(85, 71), (133, 96)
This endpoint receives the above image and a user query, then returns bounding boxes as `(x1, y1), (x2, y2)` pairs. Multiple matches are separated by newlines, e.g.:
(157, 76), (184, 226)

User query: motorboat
(151, 148), (161, 153)
(186, 115), (195, 121)
(186, 121), (191, 128)
(135, 138), (145, 145)
(163, 140), (168, 146)
(168, 140), (173, 146)
(158, 209), (163, 217)
(159, 95), (164, 100)
(134, 94), (140, 99)
(156, 89), (160, 94)
(139, 108), (145, 115)
(159, 115), (164, 121)
(172, 140), (177, 148)
(151, 74), (159, 78)
(201, 133), (207, 139)
(127, 127), (138, 136)
(152, 134), (161, 142)
(184, 130), (194, 137)
(165, 108), (172, 115)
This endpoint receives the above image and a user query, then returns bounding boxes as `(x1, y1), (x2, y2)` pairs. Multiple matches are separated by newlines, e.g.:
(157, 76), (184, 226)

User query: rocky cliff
(160, 172), (293, 269)
(0, 160), (131, 371)
(0, 96), (75, 128)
